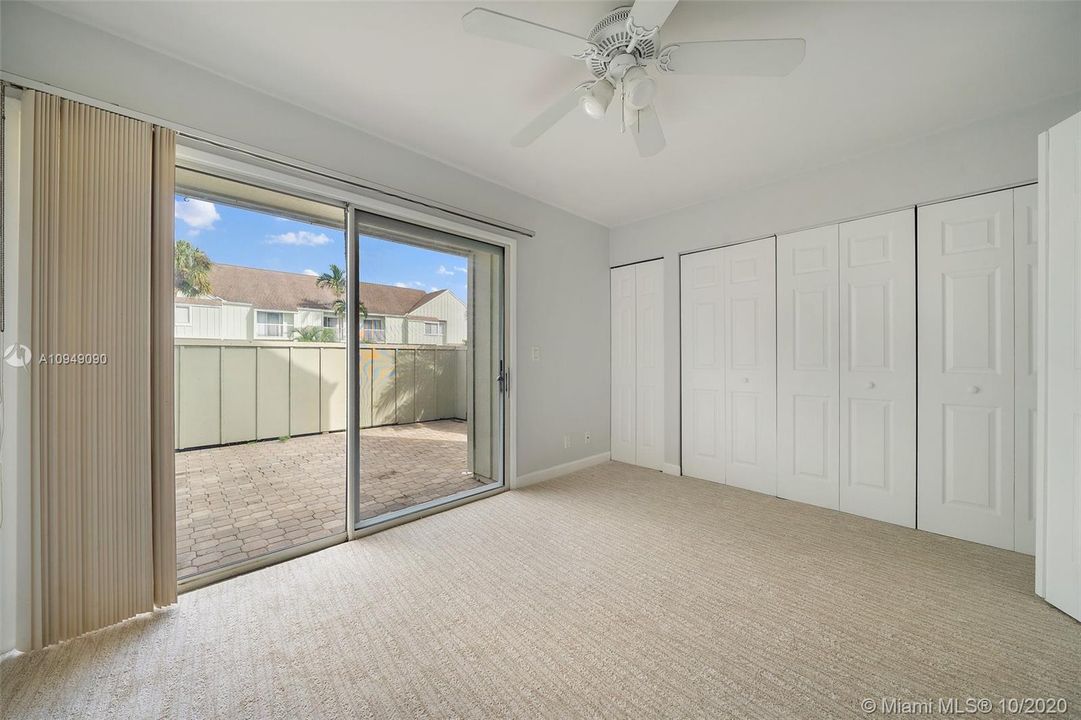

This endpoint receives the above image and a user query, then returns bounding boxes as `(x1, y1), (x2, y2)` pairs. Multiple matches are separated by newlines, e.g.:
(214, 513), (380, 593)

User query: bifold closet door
(635, 260), (665, 470)
(724, 238), (777, 495)
(839, 210), (917, 527)
(611, 265), (637, 464)
(681, 249), (726, 483)
(1013, 184), (1038, 555)
(776, 226), (840, 508)
(918, 189), (1015, 550)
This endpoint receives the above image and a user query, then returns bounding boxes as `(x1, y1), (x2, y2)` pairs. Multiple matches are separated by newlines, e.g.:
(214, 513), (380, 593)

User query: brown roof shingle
(174, 264), (448, 317)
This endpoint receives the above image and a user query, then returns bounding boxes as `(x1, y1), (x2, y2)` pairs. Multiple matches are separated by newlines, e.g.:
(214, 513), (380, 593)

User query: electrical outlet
(584, 432), (592, 445)
(531, 345), (541, 361)
(563, 433), (572, 449)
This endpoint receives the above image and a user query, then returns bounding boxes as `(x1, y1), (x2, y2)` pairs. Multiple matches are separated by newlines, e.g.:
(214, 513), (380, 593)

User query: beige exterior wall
(175, 340), (466, 450)
(222, 302), (252, 340)
(383, 316), (406, 344)
(409, 292), (466, 345)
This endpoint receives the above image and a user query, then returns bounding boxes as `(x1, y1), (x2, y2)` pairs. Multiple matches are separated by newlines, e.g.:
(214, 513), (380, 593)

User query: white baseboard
(663, 463), (682, 477)
(514, 451), (611, 488)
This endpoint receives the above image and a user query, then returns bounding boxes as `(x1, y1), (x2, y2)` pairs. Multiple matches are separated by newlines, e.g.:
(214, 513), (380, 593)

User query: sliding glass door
(351, 211), (505, 528)
(171, 148), (508, 586)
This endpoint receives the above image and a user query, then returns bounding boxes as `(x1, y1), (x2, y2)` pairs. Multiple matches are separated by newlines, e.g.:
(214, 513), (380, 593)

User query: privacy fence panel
(175, 341), (466, 450)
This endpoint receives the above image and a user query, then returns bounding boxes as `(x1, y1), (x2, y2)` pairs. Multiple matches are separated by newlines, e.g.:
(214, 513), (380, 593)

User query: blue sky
(175, 194), (469, 301)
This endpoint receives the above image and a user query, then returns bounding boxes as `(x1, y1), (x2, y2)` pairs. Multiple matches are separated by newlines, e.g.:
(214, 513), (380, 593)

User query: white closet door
(776, 226), (839, 508)
(635, 260), (665, 470)
(839, 210), (917, 527)
(918, 190), (1015, 549)
(1013, 184), (1038, 554)
(724, 238), (777, 495)
(611, 265), (637, 464)
(681, 250), (726, 483)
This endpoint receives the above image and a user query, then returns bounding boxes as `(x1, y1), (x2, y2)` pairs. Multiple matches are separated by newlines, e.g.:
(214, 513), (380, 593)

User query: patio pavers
(175, 419), (481, 578)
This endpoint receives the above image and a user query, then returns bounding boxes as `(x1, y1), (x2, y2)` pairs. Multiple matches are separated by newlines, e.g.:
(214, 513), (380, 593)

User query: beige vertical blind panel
(152, 127), (177, 607)
(29, 91), (168, 648)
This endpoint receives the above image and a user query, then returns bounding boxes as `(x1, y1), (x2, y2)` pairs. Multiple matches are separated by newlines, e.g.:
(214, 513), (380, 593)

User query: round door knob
(867, 381), (876, 390)
(742, 377), (750, 384)
(969, 385), (981, 394)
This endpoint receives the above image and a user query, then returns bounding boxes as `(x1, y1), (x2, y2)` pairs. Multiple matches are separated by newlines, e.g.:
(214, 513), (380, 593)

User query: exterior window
(175, 306), (191, 325)
(424, 321), (443, 336)
(362, 317), (386, 343)
(256, 310), (294, 338)
(323, 315), (342, 341)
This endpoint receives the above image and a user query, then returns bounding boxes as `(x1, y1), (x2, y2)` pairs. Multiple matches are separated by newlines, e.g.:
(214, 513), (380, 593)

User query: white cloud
(436, 265), (454, 276)
(303, 269), (319, 276)
(454, 266), (468, 273)
(394, 282), (409, 288)
(429, 286), (439, 292)
(174, 198), (220, 233)
(267, 230), (332, 247)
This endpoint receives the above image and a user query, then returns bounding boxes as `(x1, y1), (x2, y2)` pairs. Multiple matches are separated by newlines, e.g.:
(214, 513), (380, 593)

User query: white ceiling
(42, 1), (1081, 227)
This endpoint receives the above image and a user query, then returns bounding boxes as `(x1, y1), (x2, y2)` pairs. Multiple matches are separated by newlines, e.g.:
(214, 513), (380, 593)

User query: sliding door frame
(170, 144), (517, 591)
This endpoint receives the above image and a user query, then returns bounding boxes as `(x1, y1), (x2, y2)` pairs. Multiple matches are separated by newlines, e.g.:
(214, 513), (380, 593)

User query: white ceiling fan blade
(628, 0), (680, 34)
(657, 38), (806, 76)
(462, 8), (592, 58)
(632, 105), (666, 158)
(511, 84), (591, 148)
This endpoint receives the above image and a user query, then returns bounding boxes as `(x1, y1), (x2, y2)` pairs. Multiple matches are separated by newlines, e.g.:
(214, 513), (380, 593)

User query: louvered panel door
(776, 226), (840, 509)
(1013, 184), (1038, 554)
(681, 249), (726, 483)
(839, 210), (917, 527)
(611, 265), (637, 464)
(635, 260), (665, 470)
(724, 238), (778, 495)
(917, 190), (1016, 549)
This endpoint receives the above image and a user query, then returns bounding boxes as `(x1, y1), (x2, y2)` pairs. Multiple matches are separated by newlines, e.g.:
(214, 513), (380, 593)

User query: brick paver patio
(175, 419), (484, 579)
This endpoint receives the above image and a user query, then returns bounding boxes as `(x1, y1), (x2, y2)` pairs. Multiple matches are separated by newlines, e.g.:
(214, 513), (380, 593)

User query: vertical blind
(27, 90), (176, 649)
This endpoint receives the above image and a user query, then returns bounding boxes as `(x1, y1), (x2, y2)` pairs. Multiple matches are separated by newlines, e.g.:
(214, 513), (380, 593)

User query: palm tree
(293, 325), (337, 342)
(315, 263), (346, 296)
(175, 239), (212, 296)
(317, 263), (367, 321)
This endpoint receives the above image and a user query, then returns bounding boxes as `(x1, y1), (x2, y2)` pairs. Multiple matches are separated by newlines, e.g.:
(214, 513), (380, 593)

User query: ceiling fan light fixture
(579, 79), (615, 120)
(623, 66), (657, 111)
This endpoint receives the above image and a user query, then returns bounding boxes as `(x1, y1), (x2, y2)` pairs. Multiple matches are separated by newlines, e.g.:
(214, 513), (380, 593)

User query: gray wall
(610, 91), (1081, 469)
(0, 1), (612, 479)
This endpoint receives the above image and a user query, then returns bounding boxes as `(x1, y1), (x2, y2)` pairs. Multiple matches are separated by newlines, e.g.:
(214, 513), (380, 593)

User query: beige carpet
(2, 462), (1079, 719)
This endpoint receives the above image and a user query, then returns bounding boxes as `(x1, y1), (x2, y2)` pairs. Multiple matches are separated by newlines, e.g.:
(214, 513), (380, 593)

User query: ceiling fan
(462, 0), (806, 157)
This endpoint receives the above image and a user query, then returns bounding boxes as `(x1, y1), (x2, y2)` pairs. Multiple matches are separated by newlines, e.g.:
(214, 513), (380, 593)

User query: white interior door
(776, 226), (840, 508)
(1038, 111), (1081, 621)
(724, 238), (777, 495)
(918, 190), (1015, 549)
(635, 260), (664, 470)
(1013, 184), (1038, 554)
(839, 210), (917, 527)
(611, 265), (637, 464)
(681, 250), (726, 483)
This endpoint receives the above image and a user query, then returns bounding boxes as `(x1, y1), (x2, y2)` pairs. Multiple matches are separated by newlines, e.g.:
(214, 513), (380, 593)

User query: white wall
(0, 2), (612, 481)
(611, 91), (1081, 469)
